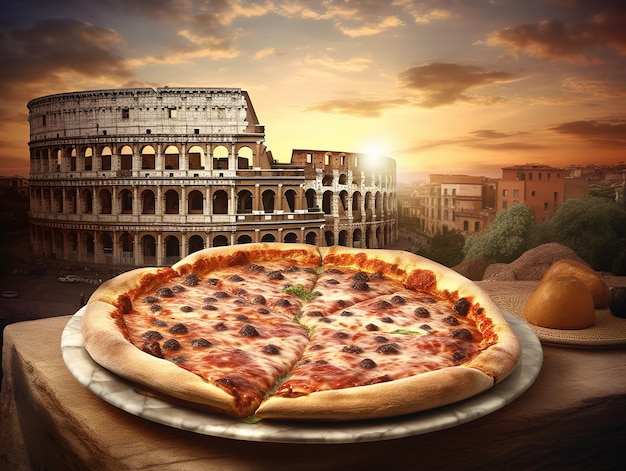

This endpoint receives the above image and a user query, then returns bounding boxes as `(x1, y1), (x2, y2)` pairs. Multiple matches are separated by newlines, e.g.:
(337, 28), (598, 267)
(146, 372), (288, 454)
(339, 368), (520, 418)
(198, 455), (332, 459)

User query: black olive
(342, 345), (363, 354)
(334, 331), (350, 339)
(150, 304), (162, 313)
(373, 300), (392, 310)
(414, 307), (430, 318)
(307, 311), (324, 317)
(183, 274), (201, 286)
(248, 264), (265, 272)
(376, 343), (401, 355)
(263, 344), (281, 355)
(452, 328), (473, 341)
(374, 335), (388, 343)
(366, 323), (379, 331)
(340, 310), (353, 316)
(240, 324), (259, 337)
(170, 323), (188, 334)
(171, 285), (185, 293)
(142, 330), (163, 340)
(191, 338), (212, 348)
(202, 304), (218, 311)
(326, 279), (340, 285)
(391, 295), (406, 305)
(352, 272), (369, 282)
(443, 316), (459, 326)
(162, 339), (182, 351)
(229, 274), (245, 282)
(214, 291), (230, 299)
(454, 298), (471, 316)
(268, 271), (284, 280)
(252, 295), (266, 305)
(152, 319), (167, 327)
(180, 305), (193, 313)
(156, 287), (174, 298)
(360, 358), (377, 369)
(352, 280), (370, 291)
(381, 317), (394, 323)
(143, 296), (158, 303)
(236, 314), (249, 321)
(257, 307), (271, 314)
(206, 278), (220, 285)
(214, 322), (228, 331)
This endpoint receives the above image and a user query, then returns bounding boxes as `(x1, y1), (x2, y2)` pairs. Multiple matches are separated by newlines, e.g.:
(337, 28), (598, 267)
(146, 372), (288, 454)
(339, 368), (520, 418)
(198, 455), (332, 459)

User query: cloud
(399, 62), (519, 107)
(486, 4), (626, 62)
(306, 98), (409, 118)
(302, 53), (372, 72)
(550, 118), (626, 146)
(0, 18), (137, 103)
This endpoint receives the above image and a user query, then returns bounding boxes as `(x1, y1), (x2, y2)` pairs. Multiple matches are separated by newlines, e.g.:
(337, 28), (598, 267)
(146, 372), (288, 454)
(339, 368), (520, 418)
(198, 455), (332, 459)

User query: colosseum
(27, 87), (397, 267)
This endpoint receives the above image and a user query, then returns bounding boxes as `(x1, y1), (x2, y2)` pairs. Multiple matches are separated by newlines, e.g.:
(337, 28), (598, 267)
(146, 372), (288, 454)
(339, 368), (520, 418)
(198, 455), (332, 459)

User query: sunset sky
(1, 0), (625, 182)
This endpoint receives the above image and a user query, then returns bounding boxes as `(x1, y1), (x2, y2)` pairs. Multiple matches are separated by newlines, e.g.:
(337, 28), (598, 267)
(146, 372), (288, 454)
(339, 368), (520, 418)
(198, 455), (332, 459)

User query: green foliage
(422, 230), (465, 267)
(544, 197), (626, 272)
(588, 182), (619, 201)
(464, 202), (535, 264)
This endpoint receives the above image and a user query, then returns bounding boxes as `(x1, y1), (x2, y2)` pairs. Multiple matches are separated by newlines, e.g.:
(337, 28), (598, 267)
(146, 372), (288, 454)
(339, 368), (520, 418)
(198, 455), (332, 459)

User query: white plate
(61, 308), (542, 444)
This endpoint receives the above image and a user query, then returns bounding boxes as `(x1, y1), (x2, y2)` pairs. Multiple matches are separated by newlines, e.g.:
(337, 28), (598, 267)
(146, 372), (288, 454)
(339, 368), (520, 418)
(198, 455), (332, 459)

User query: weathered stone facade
(27, 87), (397, 267)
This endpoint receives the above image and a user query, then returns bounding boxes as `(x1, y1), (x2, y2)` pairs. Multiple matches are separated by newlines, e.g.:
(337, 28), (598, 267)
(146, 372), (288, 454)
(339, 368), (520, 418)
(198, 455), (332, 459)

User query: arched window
(213, 190), (229, 214)
(120, 189), (133, 214)
(213, 235), (229, 247)
(164, 145), (180, 170)
(188, 190), (204, 214)
(262, 190), (275, 213)
(99, 189), (112, 214)
(189, 235), (204, 253)
(164, 189), (179, 214)
(237, 190), (252, 213)
(142, 190), (156, 214)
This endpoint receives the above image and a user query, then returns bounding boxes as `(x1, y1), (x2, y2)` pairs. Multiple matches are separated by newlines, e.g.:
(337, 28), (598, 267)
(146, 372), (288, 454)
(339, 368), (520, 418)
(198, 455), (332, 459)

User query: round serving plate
(61, 308), (542, 444)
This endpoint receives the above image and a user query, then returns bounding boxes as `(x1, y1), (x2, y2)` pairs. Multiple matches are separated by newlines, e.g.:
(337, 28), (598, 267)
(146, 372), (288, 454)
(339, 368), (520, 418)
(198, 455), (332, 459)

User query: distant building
(26, 87), (397, 267)
(498, 164), (589, 222)
(0, 176), (28, 197)
(413, 175), (497, 237)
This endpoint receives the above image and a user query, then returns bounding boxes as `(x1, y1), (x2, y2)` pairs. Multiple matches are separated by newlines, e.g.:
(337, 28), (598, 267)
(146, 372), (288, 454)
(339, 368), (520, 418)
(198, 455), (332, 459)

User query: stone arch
(187, 145), (204, 170)
(119, 189), (133, 214)
(237, 234), (253, 244)
(237, 189), (253, 213)
(80, 188), (93, 214)
(213, 234), (229, 247)
(353, 228), (363, 248)
(212, 145), (229, 170)
(338, 230), (348, 246)
(120, 145), (133, 171)
(283, 232), (298, 243)
(141, 145), (156, 170)
(141, 189), (156, 214)
(99, 188), (112, 214)
(305, 231), (317, 245)
(189, 234), (204, 253)
(284, 189), (296, 212)
(213, 189), (229, 214)
(305, 189), (317, 210)
(262, 189), (275, 213)
(322, 190), (333, 215)
(188, 190), (204, 214)
(164, 189), (180, 214)
(261, 233), (276, 243)
(164, 235), (180, 262)
(100, 146), (112, 170)
(164, 145), (180, 170)
(237, 146), (253, 169)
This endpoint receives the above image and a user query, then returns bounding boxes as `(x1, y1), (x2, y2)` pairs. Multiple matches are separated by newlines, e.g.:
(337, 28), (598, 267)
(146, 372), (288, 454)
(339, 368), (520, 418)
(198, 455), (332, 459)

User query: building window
(194, 128), (200, 134)
(168, 108), (177, 118)
(502, 189), (508, 196)
(531, 191), (536, 196)
(306, 153), (313, 164)
(122, 108), (129, 119)
(528, 173), (533, 180)
(463, 220), (469, 231)
(513, 189), (519, 198)
(42, 114), (46, 126)
(502, 201), (508, 209)
(544, 202), (549, 211)
(474, 221), (480, 232)
(538, 173), (542, 180)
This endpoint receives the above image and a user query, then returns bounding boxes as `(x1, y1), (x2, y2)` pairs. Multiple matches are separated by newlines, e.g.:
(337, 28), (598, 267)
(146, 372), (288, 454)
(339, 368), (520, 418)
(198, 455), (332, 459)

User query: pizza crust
(256, 366), (494, 420)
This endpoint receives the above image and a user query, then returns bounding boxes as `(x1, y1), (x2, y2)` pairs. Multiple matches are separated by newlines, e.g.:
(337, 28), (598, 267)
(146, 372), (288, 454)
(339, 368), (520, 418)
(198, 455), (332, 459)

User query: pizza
(82, 243), (521, 421)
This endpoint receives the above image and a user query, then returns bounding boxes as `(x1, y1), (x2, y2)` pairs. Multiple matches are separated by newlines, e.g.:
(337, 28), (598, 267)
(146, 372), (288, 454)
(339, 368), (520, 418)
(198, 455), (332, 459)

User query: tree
(422, 230), (465, 267)
(464, 202), (536, 263)
(544, 197), (626, 272)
